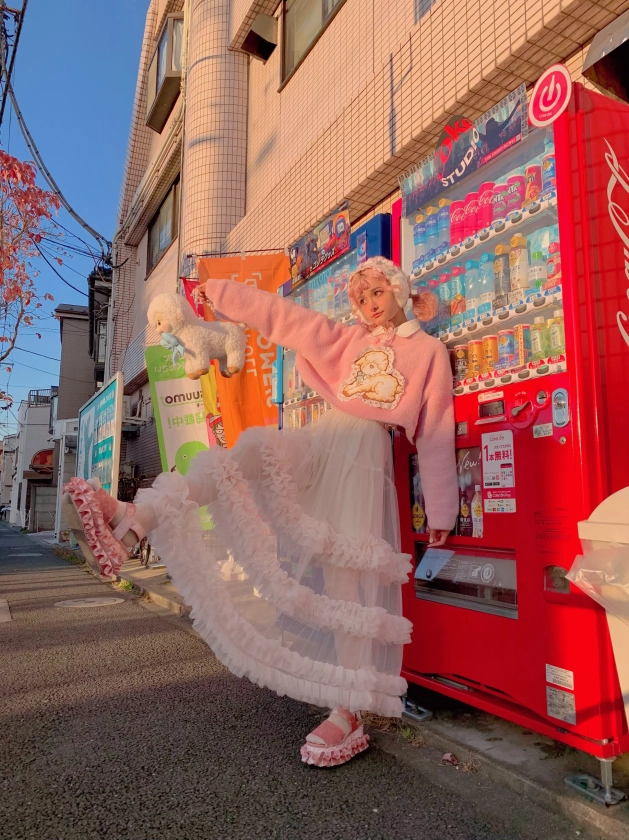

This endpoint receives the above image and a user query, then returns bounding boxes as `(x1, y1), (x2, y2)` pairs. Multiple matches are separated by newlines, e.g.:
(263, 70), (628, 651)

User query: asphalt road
(0, 523), (597, 840)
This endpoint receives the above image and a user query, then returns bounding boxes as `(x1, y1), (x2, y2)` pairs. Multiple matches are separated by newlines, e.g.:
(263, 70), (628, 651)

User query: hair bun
(411, 290), (438, 322)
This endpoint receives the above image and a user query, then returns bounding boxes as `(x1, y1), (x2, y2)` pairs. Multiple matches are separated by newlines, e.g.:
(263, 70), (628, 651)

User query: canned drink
(542, 153), (556, 191)
(467, 340), (483, 377)
(482, 335), (499, 373)
(524, 165), (542, 207)
(497, 329), (516, 368)
(477, 181), (495, 228)
(506, 174), (526, 215)
(463, 192), (479, 238)
(449, 200), (465, 245)
(453, 344), (469, 381)
(514, 324), (531, 367)
(492, 183), (509, 223)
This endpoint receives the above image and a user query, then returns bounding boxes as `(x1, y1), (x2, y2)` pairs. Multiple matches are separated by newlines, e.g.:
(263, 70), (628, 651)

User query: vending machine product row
(394, 84), (629, 760)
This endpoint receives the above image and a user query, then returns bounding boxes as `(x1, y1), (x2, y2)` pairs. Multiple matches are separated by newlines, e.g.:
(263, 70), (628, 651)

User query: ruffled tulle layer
(138, 410), (412, 717)
(63, 477), (128, 578)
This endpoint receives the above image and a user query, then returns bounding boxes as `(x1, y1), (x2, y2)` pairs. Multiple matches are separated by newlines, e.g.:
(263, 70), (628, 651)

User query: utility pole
(0, 1), (28, 129)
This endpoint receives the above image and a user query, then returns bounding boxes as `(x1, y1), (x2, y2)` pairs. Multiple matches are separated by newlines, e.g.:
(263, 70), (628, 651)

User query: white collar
(372, 318), (422, 338)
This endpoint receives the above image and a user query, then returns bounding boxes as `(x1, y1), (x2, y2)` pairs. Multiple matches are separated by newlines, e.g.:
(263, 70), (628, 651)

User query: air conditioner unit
(241, 13), (277, 63)
(583, 10), (629, 103)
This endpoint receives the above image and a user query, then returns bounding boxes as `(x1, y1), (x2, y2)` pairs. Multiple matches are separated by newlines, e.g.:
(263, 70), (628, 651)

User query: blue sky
(0, 0), (147, 434)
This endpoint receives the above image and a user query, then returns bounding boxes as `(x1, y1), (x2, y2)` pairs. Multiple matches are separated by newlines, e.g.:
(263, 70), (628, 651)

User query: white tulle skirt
(137, 409), (412, 717)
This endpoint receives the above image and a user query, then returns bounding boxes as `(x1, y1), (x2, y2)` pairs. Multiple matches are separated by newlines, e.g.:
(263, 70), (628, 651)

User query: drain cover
(54, 597), (124, 608)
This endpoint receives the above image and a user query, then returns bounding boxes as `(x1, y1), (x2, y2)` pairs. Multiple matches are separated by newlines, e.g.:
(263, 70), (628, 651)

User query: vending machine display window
(400, 124), (566, 395)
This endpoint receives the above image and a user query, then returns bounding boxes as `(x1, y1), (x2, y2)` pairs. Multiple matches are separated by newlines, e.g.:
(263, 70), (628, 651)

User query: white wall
(9, 403), (53, 527)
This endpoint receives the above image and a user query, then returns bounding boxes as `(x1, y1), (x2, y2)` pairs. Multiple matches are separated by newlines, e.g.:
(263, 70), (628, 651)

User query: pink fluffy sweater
(205, 278), (458, 531)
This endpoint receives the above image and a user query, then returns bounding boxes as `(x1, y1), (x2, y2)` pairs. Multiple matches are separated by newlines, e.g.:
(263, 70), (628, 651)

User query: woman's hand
(428, 528), (450, 547)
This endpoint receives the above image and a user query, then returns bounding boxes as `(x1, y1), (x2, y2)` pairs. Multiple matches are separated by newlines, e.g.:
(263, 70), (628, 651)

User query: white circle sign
(529, 64), (572, 128)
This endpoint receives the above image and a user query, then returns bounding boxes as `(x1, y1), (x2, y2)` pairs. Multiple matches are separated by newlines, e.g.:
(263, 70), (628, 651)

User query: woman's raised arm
(202, 277), (353, 358)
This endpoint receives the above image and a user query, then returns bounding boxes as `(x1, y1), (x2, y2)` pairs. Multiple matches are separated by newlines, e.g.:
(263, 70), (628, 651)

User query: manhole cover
(54, 597), (124, 608)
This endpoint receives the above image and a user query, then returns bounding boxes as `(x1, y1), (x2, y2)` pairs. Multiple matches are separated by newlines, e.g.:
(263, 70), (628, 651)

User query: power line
(12, 346), (60, 362)
(0, 0), (27, 128)
(33, 242), (88, 297)
(4, 80), (111, 252)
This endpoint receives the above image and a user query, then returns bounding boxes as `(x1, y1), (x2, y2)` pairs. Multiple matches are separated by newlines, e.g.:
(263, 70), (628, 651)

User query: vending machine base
(565, 761), (626, 807)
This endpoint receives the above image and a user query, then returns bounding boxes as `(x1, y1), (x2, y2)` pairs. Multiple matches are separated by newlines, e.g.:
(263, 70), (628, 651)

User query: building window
(146, 14), (184, 133)
(148, 178), (179, 272)
(95, 320), (107, 364)
(283, 0), (345, 80)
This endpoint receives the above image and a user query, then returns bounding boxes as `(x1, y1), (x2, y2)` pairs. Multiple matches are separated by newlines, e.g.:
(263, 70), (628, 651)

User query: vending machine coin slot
(552, 388), (569, 427)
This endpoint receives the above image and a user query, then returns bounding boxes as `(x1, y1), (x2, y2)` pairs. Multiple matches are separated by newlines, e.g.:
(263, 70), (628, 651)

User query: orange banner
(197, 254), (290, 448)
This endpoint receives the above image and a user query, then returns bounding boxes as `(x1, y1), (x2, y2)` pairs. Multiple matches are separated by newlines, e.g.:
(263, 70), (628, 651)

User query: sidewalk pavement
(28, 528), (629, 840)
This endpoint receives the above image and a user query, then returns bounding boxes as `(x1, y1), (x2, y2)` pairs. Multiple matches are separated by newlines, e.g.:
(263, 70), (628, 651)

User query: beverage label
(524, 165), (542, 206)
(413, 222), (426, 245)
(542, 154), (556, 190)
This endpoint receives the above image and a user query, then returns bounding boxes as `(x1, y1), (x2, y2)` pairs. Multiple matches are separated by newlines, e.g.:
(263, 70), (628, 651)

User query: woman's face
(356, 269), (401, 325)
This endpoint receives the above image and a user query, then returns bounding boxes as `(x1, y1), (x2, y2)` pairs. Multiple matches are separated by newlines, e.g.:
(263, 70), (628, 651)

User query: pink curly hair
(348, 256), (438, 333)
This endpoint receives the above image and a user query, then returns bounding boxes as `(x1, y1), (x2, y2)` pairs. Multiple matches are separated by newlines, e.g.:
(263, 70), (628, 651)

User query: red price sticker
(529, 64), (572, 128)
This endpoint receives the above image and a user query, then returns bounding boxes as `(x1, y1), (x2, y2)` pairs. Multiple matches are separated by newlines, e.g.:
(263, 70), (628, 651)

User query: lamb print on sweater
(199, 272), (459, 531)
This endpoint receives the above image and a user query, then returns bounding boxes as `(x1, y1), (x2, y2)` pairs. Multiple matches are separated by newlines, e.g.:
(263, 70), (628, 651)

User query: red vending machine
(393, 81), (629, 771)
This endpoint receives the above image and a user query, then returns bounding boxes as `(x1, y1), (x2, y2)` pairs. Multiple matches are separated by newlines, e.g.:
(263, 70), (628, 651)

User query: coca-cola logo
(479, 189), (493, 206)
(451, 207), (465, 222)
(603, 138), (629, 348)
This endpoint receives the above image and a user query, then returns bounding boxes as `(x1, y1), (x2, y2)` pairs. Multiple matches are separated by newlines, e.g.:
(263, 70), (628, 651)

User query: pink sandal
(300, 707), (370, 767)
(62, 477), (145, 579)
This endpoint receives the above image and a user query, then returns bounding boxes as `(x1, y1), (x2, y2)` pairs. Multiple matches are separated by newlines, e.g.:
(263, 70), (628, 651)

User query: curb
(114, 572), (192, 618)
(376, 722), (629, 840)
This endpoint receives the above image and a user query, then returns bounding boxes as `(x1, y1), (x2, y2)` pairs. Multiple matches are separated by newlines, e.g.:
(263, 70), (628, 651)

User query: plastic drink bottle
(546, 240), (561, 288)
(464, 259), (481, 321)
(425, 277), (440, 335)
(425, 206), (440, 256)
(477, 252), (496, 318)
(493, 243), (511, 308)
(527, 251), (547, 292)
(437, 272), (452, 333)
(449, 263), (466, 329)
(530, 316), (550, 361)
(509, 233), (529, 299)
(472, 486), (483, 538)
(413, 214), (427, 262)
(548, 309), (566, 355)
(437, 199), (451, 252)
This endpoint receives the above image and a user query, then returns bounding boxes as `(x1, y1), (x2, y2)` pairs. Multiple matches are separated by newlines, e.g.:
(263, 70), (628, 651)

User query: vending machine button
(517, 370), (531, 380)
(454, 386), (464, 396)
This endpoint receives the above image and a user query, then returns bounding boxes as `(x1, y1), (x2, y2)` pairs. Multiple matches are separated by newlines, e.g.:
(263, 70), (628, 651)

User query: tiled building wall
(179, 0), (249, 277)
(225, 0), (629, 255)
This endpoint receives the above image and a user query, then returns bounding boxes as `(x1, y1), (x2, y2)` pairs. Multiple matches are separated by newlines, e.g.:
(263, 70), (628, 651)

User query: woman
(65, 257), (458, 767)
